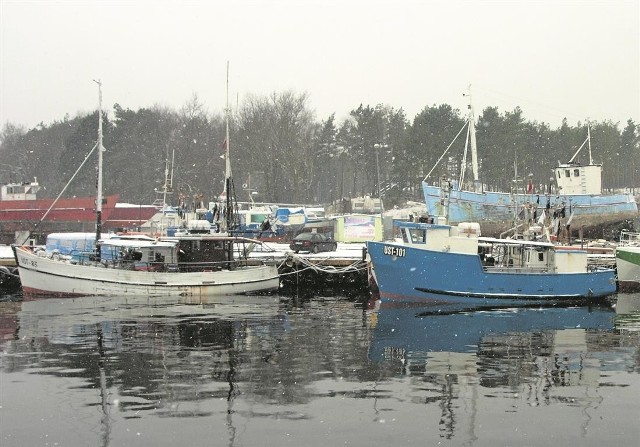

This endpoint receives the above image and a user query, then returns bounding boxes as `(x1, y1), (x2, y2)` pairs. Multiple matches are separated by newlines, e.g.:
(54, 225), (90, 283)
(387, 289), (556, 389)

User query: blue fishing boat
(422, 88), (638, 237)
(366, 218), (617, 306)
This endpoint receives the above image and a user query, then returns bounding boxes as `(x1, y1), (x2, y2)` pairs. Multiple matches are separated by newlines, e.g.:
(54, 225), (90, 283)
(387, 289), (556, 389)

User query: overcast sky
(1, 0), (638, 131)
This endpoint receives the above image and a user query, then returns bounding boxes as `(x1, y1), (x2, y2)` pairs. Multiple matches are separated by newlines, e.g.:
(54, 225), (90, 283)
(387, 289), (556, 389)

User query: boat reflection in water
(1, 293), (639, 446)
(1, 294), (288, 447)
(614, 293), (640, 333)
(367, 296), (640, 441)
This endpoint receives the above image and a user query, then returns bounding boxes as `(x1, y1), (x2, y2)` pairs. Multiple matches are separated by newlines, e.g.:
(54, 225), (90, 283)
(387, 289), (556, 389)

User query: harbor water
(1, 291), (639, 446)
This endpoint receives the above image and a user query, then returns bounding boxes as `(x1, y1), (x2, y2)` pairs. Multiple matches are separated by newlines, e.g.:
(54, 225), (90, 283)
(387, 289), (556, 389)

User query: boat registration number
(383, 246), (406, 257)
(19, 257), (38, 268)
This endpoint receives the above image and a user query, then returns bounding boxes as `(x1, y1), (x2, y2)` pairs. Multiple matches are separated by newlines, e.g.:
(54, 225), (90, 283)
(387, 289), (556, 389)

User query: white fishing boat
(15, 74), (280, 298)
(616, 230), (640, 292)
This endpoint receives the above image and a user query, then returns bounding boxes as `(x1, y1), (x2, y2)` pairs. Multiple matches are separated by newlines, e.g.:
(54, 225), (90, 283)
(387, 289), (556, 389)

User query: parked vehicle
(289, 232), (337, 254)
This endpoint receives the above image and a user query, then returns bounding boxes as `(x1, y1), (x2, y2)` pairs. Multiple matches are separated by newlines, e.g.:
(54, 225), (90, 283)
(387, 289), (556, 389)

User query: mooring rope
(278, 254), (367, 278)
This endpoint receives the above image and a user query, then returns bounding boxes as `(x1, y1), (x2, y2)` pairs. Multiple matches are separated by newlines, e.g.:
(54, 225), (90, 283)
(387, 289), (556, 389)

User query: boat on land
(15, 75), (280, 298)
(616, 230), (640, 292)
(421, 88), (638, 237)
(0, 178), (158, 245)
(366, 199), (617, 305)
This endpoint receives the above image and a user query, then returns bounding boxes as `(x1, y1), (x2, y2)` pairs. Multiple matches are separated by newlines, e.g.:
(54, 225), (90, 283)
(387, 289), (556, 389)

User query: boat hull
(616, 246), (640, 293)
(0, 194), (159, 244)
(366, 240), (617, 305)
(15, 246), (280, 298)
(422, 182), (638, 236)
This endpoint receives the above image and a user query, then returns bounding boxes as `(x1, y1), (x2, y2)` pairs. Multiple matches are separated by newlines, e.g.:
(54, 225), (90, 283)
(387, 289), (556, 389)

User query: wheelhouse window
(574, 169), (580, 177)
(409, 228), (426, 243)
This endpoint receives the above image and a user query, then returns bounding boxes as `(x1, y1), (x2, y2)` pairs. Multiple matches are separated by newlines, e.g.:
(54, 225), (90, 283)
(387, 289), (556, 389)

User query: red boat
(0, 178), (158, 244)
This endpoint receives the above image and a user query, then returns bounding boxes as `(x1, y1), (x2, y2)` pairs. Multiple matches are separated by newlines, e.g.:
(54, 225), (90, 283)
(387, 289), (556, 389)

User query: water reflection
(368, 296), (640, 441)
(615, 293), (640, 335)
(1, 293), (639, 446)
(1, 295), (379, 446)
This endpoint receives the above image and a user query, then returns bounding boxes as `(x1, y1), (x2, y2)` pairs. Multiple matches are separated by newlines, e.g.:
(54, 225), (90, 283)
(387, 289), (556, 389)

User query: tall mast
(466, 85), (479, 185)
(587, 122), (593, 165)
(162, 147), (175, 207)
(94, 79), (105, 255)
(225, 62), (232, 183)
(459, 122), (469, 187)
(224, 62), (233, 233)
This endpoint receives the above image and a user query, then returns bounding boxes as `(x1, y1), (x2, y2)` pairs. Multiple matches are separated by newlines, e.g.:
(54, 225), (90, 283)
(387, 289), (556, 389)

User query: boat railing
(36, 244), (277, 271)
(484, 266), (551, 274)
(126, 259), (247, 272)
(619, 230), (640, 247)
(66, 252), (244, 272)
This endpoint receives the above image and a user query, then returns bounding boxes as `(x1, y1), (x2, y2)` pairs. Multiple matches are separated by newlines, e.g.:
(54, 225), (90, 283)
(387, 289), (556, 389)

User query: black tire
(312, 245), (319, 254)
(332, 243), (337, 251)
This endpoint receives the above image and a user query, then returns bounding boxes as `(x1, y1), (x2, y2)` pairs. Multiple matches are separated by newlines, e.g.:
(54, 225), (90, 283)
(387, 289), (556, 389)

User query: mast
(224, 61), (234, 234)
(568, 123), (592, 164)
(94, 79), (105, 256)
(466, 85), (479, 186)
(162, 148), (175, 207)
(160, 147), (174, 233)
(459, 123), (469, 187)
(587, 122), (593, 165)
(459, 85), (479, 190)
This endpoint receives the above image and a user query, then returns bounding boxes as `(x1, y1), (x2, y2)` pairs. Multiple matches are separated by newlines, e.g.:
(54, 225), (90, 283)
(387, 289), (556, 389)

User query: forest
(1, 91), (638, 211)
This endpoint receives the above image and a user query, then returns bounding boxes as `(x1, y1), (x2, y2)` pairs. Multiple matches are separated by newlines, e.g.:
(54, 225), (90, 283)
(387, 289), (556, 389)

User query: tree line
(1, 91), (638, 211)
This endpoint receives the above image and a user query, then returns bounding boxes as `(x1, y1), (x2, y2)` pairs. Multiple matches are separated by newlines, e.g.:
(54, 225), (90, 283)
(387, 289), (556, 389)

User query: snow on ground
(246, 242), (366, 260)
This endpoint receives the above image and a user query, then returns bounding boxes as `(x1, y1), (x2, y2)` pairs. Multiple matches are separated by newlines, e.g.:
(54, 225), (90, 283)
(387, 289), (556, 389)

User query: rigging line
(423, 120), (468, 182)
(17, 142), (100, 245)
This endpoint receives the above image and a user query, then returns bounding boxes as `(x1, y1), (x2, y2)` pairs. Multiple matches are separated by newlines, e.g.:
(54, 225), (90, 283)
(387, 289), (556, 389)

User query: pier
(245, 242), (371, 297)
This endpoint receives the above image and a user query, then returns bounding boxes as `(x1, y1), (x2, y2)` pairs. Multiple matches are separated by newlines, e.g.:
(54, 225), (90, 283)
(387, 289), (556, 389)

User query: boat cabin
(393, 220), (589, 274)
(479, 237), (555, 271)
(1, 178), (41, 201)
(554, 163), (602, 195)
(100, 237), (178, 271)
(170, 235), (230, 263)
(395, 220), (481, 254)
